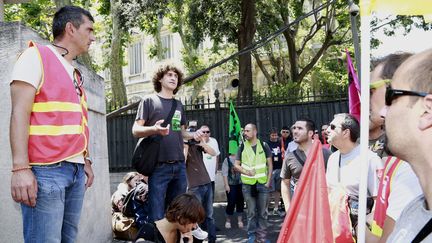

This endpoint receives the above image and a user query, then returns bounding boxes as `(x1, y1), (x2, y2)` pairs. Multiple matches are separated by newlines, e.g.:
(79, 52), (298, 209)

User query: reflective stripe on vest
(27, 41), (88, 164)
(240, 140), (268, 185)
(371, 156), (402, 237)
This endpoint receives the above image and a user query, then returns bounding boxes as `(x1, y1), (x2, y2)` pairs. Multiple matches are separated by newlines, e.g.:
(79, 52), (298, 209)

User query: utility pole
(348, 0), (361, 85)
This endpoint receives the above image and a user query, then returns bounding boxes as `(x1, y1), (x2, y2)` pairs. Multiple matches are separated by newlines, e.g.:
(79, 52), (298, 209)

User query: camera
(349, 2), (359, 16)
(185, 120), (199, 145)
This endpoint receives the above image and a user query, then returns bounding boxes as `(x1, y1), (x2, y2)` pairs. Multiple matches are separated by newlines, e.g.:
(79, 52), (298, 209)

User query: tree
(5, 0), (94, 68)
(253, 0), (353, 87)
(371, 15), (432, 49)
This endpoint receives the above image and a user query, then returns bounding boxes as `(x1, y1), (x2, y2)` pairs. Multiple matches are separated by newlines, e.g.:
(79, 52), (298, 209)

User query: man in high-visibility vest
(235, 123), (273, 243)
(381, 49), (432, 242)
(9, 6), (95, 242)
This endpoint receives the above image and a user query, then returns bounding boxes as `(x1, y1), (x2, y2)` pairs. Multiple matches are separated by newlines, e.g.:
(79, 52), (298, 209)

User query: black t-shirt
(135, 94), (186, 162)
(267, 140), (283, 170)
(136, 222), (180, 243)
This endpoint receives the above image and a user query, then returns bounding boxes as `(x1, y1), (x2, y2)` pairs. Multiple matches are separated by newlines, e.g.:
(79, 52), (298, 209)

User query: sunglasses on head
(385, 86), (428, 106)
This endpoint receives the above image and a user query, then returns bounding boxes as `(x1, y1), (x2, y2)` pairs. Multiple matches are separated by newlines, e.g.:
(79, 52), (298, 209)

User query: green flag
(228, 101), (242, 154)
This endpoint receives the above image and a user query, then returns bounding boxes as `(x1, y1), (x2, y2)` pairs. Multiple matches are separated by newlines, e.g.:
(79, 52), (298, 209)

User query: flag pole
(357, 11), (372, 243)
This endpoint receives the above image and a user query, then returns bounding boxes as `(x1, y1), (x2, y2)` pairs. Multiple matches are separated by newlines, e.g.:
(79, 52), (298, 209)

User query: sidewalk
(111, 173), (284, 242)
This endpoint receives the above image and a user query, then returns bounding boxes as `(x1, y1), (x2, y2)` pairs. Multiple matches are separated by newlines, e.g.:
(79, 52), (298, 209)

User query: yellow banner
(361, 0), (432, 16)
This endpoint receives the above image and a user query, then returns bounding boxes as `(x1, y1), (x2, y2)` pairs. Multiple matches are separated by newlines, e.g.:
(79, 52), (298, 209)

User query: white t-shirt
(10, 45), (84, 164)
(202, 137), (220, 182)
(388, 195), (432, 243)
(326, 145), (383, 199)
(385, 161), (423, 221)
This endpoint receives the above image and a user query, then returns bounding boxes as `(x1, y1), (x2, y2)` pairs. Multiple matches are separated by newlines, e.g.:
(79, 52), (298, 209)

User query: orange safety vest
(370, 156), (402, 237)
(27, 41), (89, 165)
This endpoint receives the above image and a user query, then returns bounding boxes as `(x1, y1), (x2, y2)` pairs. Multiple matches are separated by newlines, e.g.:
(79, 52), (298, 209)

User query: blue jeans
(148, 161), (187, 222)
(243, 183), (270, 242)
(189, 183), (216, 243)
(21, 162), (86, 243)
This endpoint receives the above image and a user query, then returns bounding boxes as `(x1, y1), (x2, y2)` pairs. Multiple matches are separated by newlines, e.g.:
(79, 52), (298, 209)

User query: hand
(193, 129), (204, 141)
(181, 231), (193, 243)
(11, 169), (38, 207)
(264, 182), (271, 188)
(84, 159), (94, 189)
(225, 185), (230, 193)
(154, 119), (170, 136)
(248, 169), (256, 176)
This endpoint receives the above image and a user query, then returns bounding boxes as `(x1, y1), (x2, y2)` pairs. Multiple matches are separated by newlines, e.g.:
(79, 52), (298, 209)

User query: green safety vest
(240, 139), (268, 185)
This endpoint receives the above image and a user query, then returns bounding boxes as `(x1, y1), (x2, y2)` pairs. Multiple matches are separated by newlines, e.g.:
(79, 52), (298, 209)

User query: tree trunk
(237, 0), (256, 103)
(109, 0), (127, 107)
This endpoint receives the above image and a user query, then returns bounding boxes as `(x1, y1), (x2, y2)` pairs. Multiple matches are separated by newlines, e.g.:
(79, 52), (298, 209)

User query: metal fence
(107, 89), (348, 172)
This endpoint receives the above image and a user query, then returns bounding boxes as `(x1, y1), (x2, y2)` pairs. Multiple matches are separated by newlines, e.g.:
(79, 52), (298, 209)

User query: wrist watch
(85, 156), (93, 165)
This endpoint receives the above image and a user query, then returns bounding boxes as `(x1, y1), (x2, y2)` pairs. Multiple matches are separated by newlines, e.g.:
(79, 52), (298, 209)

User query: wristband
(11, 166), (32, 173)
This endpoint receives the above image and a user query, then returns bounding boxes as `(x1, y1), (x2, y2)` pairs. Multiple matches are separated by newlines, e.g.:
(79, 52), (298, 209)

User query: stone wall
(0, 22), (112, 242)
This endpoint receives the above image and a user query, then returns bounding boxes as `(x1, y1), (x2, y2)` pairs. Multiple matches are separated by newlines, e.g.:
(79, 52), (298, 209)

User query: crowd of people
(8, 4), (432, 243)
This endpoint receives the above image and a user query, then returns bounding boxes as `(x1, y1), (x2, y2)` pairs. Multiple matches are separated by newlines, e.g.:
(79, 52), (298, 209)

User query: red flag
(346, 49), (361, 122)
(277, 136), (333, 243)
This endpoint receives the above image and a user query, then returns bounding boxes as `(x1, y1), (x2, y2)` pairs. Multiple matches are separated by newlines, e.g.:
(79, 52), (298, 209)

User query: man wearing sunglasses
(326, 113), (383, 234)
(366, 54), (422, 243)
(199, 125), (220, 200)
(9, 6), (95, 242)
(382, 49), (432, 243)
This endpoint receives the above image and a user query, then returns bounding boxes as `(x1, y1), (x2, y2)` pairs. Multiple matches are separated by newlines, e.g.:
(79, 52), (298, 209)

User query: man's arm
(132, 119), (170, 138)
(365, 216), (395, 243)
(265, 157), (273, 188)
(281, 178), (291, 212)
(10, 81), (38, 207)
(181, 125), (204, 141)
(198, 138), (216, 156)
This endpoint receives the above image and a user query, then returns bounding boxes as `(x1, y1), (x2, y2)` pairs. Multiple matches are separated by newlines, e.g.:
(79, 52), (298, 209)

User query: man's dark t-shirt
(135, 94), (186, 162)
(267, 140), (283, 170)
(186, 144), (211, 188)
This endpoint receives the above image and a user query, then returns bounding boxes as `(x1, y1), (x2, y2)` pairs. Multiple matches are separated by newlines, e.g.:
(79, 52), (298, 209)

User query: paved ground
(111, 172), (284, 243)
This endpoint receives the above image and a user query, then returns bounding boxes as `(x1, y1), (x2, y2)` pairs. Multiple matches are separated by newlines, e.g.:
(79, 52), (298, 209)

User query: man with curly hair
(132, 65), (204, 222)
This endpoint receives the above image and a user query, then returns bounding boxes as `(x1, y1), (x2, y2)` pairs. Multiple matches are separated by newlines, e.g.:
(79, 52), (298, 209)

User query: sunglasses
(202, 131), (210, 134)
(281, 131), (289, 133)
(329, 124), (340, 130)
(73, 68), (84, 97)
(385, 86), (428, 106)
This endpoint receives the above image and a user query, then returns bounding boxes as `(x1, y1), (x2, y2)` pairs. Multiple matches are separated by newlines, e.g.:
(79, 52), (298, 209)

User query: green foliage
(371, 15), (432, 49)
(5, 0), (56, 40)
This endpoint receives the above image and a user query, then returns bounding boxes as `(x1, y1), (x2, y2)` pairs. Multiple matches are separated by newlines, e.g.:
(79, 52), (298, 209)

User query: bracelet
(11, 166), (32, 173)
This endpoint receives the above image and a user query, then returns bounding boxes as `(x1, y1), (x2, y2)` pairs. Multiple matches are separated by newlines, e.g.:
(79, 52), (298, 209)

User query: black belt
(159, 160), (180, 164)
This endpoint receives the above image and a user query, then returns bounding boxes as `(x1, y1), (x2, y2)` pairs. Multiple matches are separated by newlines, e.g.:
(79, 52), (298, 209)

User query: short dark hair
(165, 193), (205, 225)
(52, 6), (94, 40)
(152, 65), (184, 94)
(335, 113), (360, 143)
(296, 118), (315, 132)
(281, 125), (289, 130)
(371, 52), (413, 80)
(269, 127), (278, 134)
